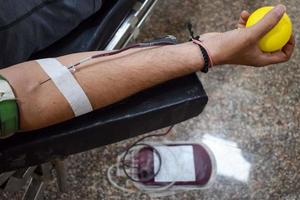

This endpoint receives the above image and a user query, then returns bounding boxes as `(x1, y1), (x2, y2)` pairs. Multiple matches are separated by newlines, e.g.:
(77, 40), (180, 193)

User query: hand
(200, 4), (295, 67)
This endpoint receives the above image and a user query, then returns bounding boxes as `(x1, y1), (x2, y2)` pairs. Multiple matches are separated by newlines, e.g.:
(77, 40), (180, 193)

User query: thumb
(251, 5), (286, 39)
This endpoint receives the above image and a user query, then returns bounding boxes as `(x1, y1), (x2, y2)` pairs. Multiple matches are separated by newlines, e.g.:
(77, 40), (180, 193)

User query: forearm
(74, 42), (203, 108)
(0, 42), (204, 131)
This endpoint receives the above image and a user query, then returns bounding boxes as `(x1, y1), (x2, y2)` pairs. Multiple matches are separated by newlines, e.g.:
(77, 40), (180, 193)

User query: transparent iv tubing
(39, 41), (175, 85)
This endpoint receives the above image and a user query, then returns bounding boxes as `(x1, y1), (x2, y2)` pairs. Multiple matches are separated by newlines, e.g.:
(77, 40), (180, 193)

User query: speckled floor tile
(1, 0), (300, 199)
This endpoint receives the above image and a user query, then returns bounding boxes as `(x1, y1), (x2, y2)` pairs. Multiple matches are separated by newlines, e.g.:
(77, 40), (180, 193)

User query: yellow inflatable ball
(246, 6), (292, 52)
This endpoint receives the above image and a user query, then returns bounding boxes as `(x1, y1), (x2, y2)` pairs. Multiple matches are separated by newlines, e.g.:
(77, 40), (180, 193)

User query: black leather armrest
(0, 74), (208, 173)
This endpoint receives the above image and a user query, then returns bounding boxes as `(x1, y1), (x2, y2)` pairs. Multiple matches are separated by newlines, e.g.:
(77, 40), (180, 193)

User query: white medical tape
(36, 58), (93, 116)
(0, 79), (15, 102)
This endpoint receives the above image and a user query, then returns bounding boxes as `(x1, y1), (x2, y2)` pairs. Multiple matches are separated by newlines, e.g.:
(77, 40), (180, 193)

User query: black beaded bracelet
(187, 23), (211, 73)
(195, 40), (210, 73)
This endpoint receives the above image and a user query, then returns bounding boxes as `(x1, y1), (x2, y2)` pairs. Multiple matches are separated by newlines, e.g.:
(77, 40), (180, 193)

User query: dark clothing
(0, 0), (102, 68)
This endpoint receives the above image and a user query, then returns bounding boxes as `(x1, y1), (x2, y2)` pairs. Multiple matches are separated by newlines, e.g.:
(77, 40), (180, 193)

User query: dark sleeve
(0, 0), (102, 68)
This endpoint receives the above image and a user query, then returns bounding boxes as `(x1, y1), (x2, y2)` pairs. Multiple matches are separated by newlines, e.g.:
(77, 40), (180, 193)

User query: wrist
(191, 39), (214, 72)
(199, 32), (225, 66)
(181, 42), (206, 71)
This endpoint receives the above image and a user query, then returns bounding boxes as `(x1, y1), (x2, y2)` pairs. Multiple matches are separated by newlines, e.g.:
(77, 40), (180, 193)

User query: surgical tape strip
(0, 79), (15, 102)
(36, 58), (93, 116)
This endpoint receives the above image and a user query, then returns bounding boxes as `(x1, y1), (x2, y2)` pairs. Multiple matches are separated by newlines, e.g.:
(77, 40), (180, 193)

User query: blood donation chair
(0, 0), (208, 198)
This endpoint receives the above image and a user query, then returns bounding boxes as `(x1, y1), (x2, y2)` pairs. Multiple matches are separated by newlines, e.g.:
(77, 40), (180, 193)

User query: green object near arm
(0, 75), (19, 138)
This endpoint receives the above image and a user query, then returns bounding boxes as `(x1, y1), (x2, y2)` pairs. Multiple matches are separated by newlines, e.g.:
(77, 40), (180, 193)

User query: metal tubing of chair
(41, 163), (52, 181)
(22, 177), (44, 200)
(52, 159), (68, 193)
(3, 167), (37, 192)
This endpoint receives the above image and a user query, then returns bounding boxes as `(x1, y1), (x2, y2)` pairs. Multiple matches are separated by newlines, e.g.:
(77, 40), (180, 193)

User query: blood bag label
(154, 145), (196, 182)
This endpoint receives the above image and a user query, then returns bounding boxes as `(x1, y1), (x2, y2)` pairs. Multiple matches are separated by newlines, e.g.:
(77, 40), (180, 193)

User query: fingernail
(273, 5), (286, 16)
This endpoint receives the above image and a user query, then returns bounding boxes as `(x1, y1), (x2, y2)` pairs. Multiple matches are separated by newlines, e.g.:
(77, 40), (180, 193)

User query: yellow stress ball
(246, 6), (292, 52)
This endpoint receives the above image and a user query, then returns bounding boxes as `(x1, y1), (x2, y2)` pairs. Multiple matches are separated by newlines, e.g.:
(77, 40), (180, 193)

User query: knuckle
(279, 54), (289, 62)
(266, 21), (275, 31)
(287, 51), (293, 59)
(283, 55), (289, 61)
(274, 12), (283, 21)
(267, 12), (282, 26)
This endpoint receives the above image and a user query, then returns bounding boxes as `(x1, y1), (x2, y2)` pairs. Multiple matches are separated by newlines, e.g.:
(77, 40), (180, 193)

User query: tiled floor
(1, 0), (300, 199)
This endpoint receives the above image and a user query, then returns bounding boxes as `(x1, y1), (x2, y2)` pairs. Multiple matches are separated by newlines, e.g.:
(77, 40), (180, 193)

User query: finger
(237, 23), (245, 29)
(251, 4), (286, 39)
(241, 10), (251, 21)
(282, 34), (295, 58)
(260, 50), (290, 65)
(259, 34), (295, 65)
(237, 10), (250, 28)
(260, 52), (286, 65)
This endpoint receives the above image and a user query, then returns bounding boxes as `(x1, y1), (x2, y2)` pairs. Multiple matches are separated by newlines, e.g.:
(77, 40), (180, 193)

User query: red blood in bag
(136, 143), (213, 186)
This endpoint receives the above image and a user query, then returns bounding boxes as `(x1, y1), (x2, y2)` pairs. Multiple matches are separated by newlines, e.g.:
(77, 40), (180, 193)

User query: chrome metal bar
(105, 0), (158, 50)
(13, 167), (37, 179)
(22, 177), (44, 200)
(123, 0), (158, 47)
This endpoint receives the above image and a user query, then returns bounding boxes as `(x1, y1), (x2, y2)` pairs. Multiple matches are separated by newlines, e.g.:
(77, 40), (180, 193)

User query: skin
(0, 5), (295, 131)
(201, 5), (295, 66)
